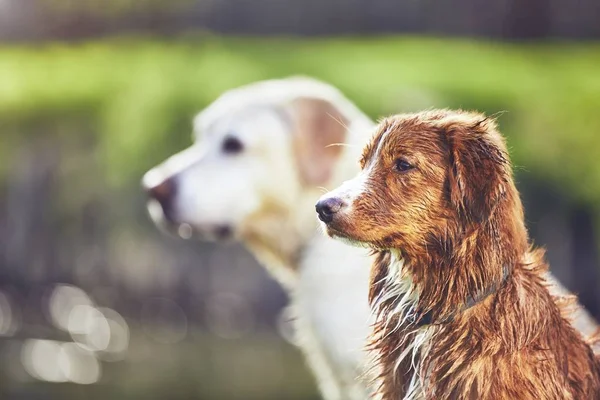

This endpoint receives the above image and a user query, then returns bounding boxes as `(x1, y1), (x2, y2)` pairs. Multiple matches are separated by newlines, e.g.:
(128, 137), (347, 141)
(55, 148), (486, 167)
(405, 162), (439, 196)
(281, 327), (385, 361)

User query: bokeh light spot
(68, 305), (111, 352)
(48, 284), (93, 331)
(21, 339), (68, 383)
(58, 343), (101, 385)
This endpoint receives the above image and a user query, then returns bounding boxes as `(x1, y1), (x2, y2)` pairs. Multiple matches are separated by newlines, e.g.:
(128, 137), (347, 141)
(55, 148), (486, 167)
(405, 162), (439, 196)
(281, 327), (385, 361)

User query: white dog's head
(143, 77), (372, 257)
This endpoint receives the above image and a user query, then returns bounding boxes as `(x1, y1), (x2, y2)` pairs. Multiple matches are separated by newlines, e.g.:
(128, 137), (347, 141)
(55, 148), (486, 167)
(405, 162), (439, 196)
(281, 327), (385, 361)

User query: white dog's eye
(222, 136), (244, 154)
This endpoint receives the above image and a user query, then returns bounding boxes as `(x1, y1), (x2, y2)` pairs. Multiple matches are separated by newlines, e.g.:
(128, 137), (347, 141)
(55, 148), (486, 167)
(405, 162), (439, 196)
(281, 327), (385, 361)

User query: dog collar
(413, 264), (511, 327)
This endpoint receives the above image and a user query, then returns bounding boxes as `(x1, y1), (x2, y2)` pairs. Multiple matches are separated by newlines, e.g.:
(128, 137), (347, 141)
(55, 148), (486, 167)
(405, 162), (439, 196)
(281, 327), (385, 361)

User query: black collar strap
(413, 264), (511, 327)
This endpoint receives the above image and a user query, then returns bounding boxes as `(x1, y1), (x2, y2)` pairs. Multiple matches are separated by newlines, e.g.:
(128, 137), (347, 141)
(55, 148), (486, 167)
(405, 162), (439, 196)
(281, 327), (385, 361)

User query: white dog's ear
(287, 97), (348, 186)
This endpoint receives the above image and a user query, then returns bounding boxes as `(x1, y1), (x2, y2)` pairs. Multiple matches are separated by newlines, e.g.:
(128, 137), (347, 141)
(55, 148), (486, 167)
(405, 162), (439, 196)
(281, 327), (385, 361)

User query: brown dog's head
(316, 109), (526, 260)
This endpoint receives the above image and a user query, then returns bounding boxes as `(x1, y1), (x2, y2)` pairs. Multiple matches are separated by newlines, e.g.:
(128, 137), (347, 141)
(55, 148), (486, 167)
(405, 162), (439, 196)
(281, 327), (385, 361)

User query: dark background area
(1, 0), (600, 40)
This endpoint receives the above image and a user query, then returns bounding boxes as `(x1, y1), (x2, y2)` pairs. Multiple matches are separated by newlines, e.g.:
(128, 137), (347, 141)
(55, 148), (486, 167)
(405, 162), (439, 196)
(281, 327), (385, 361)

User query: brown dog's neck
(371, 223), (522, 327)
(369, 246), (512, 328)
(414, 263), (510, 327)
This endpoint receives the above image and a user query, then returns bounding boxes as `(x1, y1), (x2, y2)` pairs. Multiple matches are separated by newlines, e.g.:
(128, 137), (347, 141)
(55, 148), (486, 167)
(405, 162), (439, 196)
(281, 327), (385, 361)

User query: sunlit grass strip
(1, 36), (600, 201)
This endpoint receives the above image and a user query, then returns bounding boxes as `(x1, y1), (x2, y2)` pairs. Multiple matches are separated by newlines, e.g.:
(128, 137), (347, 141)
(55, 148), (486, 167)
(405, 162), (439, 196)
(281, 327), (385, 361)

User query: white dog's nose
(143, 173), (178, 221)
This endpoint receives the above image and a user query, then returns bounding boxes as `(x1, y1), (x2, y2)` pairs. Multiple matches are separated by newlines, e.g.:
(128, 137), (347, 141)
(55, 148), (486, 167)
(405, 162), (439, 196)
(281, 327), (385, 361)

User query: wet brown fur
(328, 110), (600, 399)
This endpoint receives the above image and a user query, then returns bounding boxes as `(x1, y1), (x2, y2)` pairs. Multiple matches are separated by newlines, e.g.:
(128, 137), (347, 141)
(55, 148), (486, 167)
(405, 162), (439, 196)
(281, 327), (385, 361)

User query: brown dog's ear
(447, 118), (509, 223)
(287, 97), (348, 186)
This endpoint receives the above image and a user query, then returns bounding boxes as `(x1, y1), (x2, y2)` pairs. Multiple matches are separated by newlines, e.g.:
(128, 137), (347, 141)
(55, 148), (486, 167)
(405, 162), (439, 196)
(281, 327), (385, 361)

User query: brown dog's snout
(315, 197), (346, 223)
(145, 177), (177, 219)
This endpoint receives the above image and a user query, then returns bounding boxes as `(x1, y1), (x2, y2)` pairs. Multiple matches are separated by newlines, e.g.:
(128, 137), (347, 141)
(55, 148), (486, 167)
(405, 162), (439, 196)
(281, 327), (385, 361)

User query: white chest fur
(294, 235), (374, 399)
(375, 253), (431, 400)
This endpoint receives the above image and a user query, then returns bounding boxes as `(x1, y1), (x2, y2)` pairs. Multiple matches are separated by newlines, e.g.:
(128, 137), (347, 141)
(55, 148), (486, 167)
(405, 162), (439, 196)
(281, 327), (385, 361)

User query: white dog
(143, 77), (599, 399)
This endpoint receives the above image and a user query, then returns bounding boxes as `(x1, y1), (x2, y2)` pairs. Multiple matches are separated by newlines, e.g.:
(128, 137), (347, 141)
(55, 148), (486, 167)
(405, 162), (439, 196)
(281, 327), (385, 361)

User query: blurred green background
(1, 1), (600, 399)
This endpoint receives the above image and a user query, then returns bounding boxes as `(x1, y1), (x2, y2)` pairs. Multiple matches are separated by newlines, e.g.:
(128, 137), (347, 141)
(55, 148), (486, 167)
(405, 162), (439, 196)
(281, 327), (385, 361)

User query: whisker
(327, 111), (350, 131)
(489, 110), (508, 120)
(325, 142), (358, 149)
(326, 111), (364, 140)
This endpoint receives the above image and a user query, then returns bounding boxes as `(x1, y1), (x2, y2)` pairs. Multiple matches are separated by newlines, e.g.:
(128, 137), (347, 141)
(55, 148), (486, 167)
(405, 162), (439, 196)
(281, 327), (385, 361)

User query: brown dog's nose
(145, 177), (177, 218)
(315, 197), (345, 223)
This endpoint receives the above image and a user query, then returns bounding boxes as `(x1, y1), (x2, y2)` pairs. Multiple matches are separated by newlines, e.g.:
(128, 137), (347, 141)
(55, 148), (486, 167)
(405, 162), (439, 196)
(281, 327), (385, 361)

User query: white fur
(362, 250), (431, 400)
(381, 253), (430, 400)
(144, 77), (375, 399)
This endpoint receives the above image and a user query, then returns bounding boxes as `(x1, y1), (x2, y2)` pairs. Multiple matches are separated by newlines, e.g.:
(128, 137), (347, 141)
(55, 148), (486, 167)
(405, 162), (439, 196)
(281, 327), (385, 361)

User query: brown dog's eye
(222, 136), (244, 154)
(394, 159), (414, 173)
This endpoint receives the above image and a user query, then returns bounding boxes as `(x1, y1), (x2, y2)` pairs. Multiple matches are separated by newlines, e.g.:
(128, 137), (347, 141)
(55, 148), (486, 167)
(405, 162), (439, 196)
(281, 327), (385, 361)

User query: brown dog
(316, 110), (600, 399)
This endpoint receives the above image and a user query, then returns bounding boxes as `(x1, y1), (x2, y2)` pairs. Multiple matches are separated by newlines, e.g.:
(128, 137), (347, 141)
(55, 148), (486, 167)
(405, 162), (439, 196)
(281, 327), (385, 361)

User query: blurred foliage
(1, 35), (600, 204)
